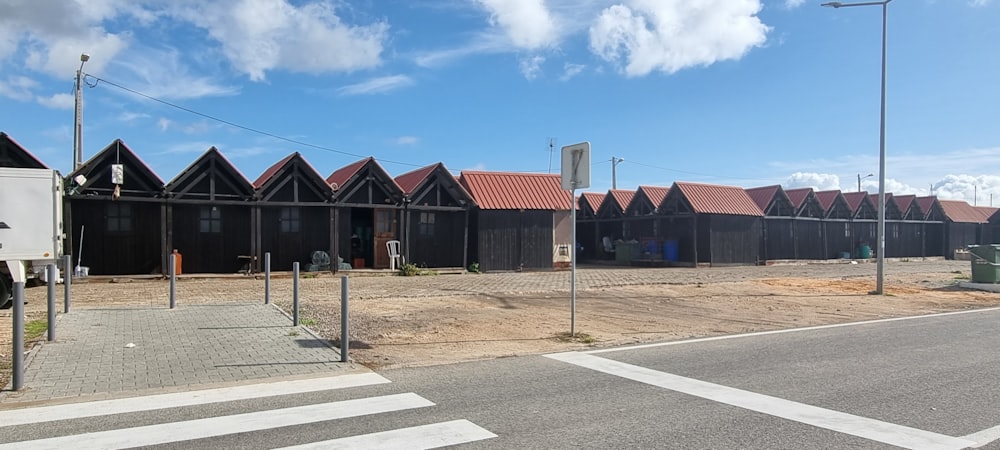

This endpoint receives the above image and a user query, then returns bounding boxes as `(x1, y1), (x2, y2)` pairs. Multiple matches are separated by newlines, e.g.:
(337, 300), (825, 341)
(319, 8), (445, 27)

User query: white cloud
(109, 46), (240, 100)
(157, 118), (172, 132)
(0, 76), (39, 102)
(784, 0), (806, 9)
(477, 0), (559, 50)
(37, 92), (74, 109)
(588, 0), (770, 77)
(118, 111), (151, 123)
(520, 55), (546, 79)
(396, 136), (420, 146)
(164, 0), (389, 81)
(933, 174), (1000, 206)
(337, 75), (414, 96)
(785, 172), (841, 191)
(969, 0), (991, 6)
(560, 63), (586, 81)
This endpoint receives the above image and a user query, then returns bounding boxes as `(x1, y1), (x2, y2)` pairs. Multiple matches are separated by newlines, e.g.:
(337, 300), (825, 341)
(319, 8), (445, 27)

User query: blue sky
(1, 0), (998, 205)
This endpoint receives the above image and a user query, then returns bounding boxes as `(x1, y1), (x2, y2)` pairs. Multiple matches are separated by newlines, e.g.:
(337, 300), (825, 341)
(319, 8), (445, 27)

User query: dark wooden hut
(916, 196), (947, 257)
(0, 132), (47, 169)
(163, 147), (255, 273)
(881, 194), (924, 258)
(595, 189), (635, 244)
(939, 200), (995, 259)
(459, 171), (572, 272)
(65, 139), (164, 275)
(395, 162), (473, 269)
(623, 185), (670, 260)
(816, 190), (854, 258)
(657, 181), (763, 266)
(576, 192), (606, 260)
(328, 157), (405, 270)
(746, 185), (796, 261)
(784, 187), (826, 260)
(254, 153), (334, 271)
(843, 191), (878, 257)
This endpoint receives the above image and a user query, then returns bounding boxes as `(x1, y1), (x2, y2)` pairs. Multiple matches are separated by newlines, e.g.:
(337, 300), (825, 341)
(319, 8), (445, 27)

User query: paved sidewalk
(1, 303), (351, 404)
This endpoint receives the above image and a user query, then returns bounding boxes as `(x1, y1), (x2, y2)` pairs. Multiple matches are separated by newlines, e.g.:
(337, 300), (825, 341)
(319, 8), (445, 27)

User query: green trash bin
(967, 244), (1000, 283)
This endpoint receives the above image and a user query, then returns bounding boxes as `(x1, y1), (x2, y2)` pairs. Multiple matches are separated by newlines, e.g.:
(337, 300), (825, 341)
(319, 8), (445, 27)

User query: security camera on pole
(561, 142), (590, 337)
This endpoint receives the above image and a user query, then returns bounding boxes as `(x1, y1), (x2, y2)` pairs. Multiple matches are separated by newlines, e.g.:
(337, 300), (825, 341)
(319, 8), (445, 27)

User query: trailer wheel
(0, 273), (11, 310)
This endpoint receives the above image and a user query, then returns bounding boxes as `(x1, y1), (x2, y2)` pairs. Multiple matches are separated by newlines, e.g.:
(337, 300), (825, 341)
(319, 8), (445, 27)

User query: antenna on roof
(547, 137), (556, 173)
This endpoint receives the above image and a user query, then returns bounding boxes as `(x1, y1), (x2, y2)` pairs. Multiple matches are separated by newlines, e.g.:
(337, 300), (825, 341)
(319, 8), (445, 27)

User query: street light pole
(823, 0), (891, 295)
(611, 157), (624, 190)
(73, 53), (90, 171)
(857, 172), (873, 192)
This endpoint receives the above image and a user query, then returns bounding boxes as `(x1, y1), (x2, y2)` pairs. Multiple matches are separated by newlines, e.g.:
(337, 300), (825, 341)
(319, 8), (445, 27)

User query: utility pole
(73, 53), (90, 171)
(611, 156), (624, 190)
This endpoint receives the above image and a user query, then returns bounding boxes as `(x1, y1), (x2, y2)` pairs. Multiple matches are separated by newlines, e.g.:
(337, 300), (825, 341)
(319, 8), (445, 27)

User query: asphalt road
(3, 306), (1000, 449)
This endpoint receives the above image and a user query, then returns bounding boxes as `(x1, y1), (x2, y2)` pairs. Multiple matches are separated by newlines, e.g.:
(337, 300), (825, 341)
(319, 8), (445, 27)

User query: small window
(199, 207), (222, 233)
(280, 207), (300, 233)
(419, 212), (435, 236)
(106, 203), (133, 232)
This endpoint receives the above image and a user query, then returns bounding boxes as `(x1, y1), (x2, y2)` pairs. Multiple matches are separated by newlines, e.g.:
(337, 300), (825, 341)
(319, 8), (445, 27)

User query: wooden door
(373, 209), (395, 268)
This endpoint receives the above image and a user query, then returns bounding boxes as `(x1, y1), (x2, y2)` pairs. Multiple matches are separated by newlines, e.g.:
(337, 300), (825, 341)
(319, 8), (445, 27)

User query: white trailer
(0, 167), (64, 308)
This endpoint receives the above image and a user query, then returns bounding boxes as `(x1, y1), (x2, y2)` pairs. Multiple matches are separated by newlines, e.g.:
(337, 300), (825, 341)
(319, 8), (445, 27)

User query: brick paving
(1, 303), (347, 404)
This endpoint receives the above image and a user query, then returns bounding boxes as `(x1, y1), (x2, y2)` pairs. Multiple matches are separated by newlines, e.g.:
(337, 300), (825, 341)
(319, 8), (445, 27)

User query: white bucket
(74, 266), (89, 277)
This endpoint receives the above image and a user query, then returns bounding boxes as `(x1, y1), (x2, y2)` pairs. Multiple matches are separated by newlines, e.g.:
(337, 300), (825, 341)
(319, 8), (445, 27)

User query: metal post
(571, 187), (577, 337)
(73, 54), (89, 171)
(292, 261), (299, 326)
(47, 264), (56, 341)
(875, 1), (889, 295)
(63, 254), (71, 313)
(340, 275), (349, 362)
(12, 282), (25, 391)
(264, 252), (271, 305)
(169, 252), (176, 309)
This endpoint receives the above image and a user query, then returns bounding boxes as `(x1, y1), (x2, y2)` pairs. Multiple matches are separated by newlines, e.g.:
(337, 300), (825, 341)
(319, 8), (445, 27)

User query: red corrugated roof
(894, 194), (916, 215)
(638, 185), (669, 208)
(980, 206), (999, 222)
(608, 189), (636, 214)
(673, 181), (764, 216)
(842, 192), (871, 213)
(745, 185), (781, 211)
(939, 200), (992, 223)
(459, 171), (572, 210)
(394, 163), (439, 195)
(253, 153), (296, 189)
(813, 190), (844, 212)
(916, 196), (939, 218)
(784, 188), (813, 209)
(581, 192), (606, 211)
(326, 157), (371, 188)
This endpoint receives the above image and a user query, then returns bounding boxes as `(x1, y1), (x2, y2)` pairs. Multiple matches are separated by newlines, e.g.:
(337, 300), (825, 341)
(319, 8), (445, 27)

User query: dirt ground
(2, 259), (998, 387)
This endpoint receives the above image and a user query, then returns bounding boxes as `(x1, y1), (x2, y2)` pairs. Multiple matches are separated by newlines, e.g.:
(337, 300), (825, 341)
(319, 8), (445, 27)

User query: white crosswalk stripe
(0, 374), (496, 449)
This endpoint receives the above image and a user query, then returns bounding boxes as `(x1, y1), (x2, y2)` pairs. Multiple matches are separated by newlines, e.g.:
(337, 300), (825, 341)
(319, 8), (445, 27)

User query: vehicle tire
(0, 273), (12, 310)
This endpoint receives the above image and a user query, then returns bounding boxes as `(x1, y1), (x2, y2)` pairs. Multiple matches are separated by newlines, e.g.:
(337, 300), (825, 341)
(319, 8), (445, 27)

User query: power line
(83, 74), (422, 168)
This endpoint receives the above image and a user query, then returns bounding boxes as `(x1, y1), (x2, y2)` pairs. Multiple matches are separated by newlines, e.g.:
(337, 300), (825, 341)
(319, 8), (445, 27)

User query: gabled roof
(253, 152), (333, 203)
(939, 200), (992, 223)
(814, 190), (843, 211)
(916, 196), (945, 221)
(785, 188), (813, 209)
(842, 192), (871, 213)
(662, 181), (764, 216)
(745, 185), (781, 212)
(625, 185), (669, 216)
(69, 139), (164, 197)
(0, 132), (48, 169)
(598, 189), (635, 217)
(164, 147), (254, 201)
(394, 163), (438, 195)
(328, 157), (404, 205)
(394, 162), (471, 208)
(580, 192), (606, 215)
(894, 194), (915, 215)
(459, 171), (571, 210)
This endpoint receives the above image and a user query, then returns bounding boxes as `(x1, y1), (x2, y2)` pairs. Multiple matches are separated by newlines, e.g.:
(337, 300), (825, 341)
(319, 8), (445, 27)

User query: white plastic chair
(386, 240), (403, 270)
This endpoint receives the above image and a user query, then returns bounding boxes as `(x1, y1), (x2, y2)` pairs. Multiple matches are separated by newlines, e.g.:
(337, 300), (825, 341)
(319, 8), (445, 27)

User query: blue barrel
(663, 239), (679, 262)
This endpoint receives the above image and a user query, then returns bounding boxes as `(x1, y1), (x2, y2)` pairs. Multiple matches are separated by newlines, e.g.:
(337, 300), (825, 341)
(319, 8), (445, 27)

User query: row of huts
(2, 131), (997, 275)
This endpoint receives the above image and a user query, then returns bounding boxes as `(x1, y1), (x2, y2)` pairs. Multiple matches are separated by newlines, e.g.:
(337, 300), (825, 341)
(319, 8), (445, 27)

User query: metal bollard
(264, 252), (271, 305)
(169, 253), (176, 309)
(341, 275), (349, 363)
(292, 261), (299, 326)
(63, 254), (71, 313)
(13, 281), (25, 391)
(47, 264), (56, 341)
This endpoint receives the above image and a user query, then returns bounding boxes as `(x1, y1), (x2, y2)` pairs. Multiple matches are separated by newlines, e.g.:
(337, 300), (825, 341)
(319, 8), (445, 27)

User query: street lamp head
(80, 53), (90, 62)
(821, 2), (843, 7)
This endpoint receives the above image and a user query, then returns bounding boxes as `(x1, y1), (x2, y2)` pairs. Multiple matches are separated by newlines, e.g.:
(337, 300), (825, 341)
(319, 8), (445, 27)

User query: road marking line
(0, 372), (390, 427)
(276, 419), (497, 449)
(546, 352), (974, 450)
(585, 307), (1000, 354)
(963, 424), (1000, 448)
(0, 393), (431, 450)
